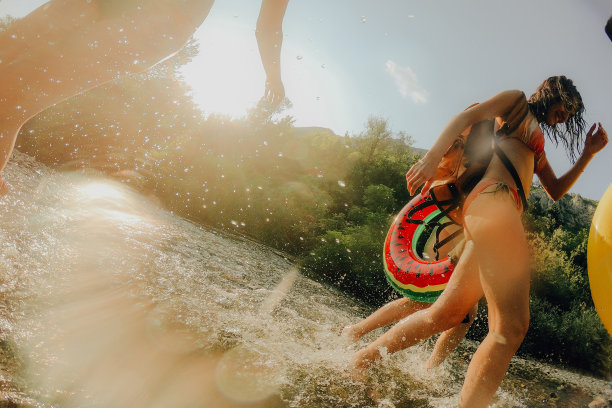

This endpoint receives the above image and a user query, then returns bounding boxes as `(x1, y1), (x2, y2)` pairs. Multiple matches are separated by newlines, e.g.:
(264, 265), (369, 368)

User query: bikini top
(495, 92), (547, 173)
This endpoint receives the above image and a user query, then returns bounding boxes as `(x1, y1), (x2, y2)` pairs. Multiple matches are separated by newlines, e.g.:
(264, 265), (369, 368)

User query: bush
(522, 297), (611, 377)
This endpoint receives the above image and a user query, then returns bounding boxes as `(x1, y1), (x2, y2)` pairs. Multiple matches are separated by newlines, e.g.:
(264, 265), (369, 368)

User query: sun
(181, 19), (264, 119)
(180, 13), (354, 135)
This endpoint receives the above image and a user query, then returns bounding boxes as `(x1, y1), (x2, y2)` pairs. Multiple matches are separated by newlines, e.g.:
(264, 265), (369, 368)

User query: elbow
(452, 112), (474, 134)
(547, 189), (564, 202)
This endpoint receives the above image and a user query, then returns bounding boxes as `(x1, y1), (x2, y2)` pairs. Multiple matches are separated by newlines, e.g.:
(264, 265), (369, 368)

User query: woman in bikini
(0, 0), (288, 195)
(341, 227), (477, 370)
(351, 76), (608, 408)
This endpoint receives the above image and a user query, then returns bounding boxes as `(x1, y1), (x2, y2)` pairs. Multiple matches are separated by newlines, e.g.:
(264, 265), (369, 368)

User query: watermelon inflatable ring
(383, 194), (463, 303)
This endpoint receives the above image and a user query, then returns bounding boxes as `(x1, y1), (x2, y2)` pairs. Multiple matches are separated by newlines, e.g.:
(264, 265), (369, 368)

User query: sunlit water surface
(0, 152), (609, 408)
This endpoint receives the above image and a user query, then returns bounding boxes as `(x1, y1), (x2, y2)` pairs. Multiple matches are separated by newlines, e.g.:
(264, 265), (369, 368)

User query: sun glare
(181, 20), (263, 119)
(78, 181), (126, 201)
(73, 179), (145, 226)
(180, 15), (354, 134)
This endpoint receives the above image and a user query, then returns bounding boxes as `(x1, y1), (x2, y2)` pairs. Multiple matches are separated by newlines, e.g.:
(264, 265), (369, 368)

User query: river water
(0, 151), (610, 408)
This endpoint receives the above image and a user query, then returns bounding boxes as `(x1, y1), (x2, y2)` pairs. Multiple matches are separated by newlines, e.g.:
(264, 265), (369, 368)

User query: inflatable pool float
(383, 193), (462, 303)
(587, 183), (612, 335)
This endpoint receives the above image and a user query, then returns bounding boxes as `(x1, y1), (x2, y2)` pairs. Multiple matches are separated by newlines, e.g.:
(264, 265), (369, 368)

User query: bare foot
(339, 325), (363, 343)
(0, 178), (9, 195)
(423, 357), (440, 370)
(343, 349), (369, 385)
(347, 349), (384, 403)
(350, 346), (381, 376)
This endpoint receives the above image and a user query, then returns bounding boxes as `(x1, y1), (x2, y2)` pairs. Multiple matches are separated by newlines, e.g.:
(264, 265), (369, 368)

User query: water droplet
(296, 55), (303, 60)
(361, 16), (367, 23)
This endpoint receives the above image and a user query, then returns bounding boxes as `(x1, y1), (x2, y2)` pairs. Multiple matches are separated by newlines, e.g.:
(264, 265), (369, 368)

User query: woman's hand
(583, 122), (609, 157)
(406, 154), (439, 196)
(264, 76), (285, 106)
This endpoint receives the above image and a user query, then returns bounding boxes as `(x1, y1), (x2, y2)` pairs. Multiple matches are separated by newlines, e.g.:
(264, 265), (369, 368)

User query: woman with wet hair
(0, 0), (289, 194)
(352, 75), (608, 407)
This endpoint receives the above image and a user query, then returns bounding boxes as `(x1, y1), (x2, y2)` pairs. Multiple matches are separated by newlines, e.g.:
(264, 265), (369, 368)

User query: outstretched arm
(406, 89), (524, 195)
(255, 0), (289, 106)
(538, 123), (608, 201)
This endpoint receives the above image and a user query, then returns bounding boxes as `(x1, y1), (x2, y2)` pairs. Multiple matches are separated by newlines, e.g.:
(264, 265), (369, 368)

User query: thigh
(464, 192), (530, 329)
(428, 238), (483, 321)
(94, 0), (215, 39)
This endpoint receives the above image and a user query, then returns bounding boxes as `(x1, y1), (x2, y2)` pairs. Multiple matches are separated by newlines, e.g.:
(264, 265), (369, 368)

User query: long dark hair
(527, 76), (587, 162)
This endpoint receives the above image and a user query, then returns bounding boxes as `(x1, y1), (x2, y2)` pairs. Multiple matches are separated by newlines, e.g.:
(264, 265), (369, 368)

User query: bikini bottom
(462, 177), (522, 218)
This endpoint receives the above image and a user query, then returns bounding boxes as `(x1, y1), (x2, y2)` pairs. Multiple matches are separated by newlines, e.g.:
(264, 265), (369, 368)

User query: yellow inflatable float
(587, 183), (612, 335)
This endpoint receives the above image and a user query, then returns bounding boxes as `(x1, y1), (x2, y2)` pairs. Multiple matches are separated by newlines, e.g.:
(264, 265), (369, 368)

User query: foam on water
(0, 152), (609, 408)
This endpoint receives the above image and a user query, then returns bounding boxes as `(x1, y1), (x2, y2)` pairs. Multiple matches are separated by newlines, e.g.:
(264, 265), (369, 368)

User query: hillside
(528, 186), (598, 232)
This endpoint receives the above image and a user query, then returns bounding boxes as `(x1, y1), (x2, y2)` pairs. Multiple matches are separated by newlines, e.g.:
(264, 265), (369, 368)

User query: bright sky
(2, 0), (611, 200)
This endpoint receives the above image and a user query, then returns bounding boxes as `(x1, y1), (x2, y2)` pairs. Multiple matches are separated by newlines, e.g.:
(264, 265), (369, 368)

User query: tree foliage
(12, 31), (610, 376)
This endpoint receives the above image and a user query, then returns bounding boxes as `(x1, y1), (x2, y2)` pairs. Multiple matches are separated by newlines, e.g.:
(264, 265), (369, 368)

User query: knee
(462, 303), (479, 325)
(469, 303), (479, 319)
(429, 304), (474, 330)
(493, 313), (529, 348)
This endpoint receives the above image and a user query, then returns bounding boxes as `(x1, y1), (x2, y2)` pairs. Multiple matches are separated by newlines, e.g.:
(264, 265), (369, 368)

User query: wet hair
(527, 76), (587, 162)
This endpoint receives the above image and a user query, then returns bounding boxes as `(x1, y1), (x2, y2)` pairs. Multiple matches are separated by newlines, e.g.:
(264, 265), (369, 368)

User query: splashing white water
(0, 151), (609, 408)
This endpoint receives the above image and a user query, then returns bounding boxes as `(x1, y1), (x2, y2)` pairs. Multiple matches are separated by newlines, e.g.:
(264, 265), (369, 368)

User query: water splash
(0, 152), (609, 408)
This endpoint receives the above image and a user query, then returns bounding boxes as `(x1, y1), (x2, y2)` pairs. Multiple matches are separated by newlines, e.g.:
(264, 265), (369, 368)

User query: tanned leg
(341, 297), (430, 342)
(457, 190), (530, 408)
(0, 0), (214, 186)
(352, 240), (483, 370)
(424, 302), (478, 369)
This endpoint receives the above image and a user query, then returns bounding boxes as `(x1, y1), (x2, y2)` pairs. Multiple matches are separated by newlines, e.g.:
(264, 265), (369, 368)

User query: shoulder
(464, 90), (527, 122)
(490, 90), (526, 105)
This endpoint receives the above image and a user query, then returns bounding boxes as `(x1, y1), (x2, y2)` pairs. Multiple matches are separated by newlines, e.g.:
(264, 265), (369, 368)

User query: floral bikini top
(495, 93), (547, 173)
